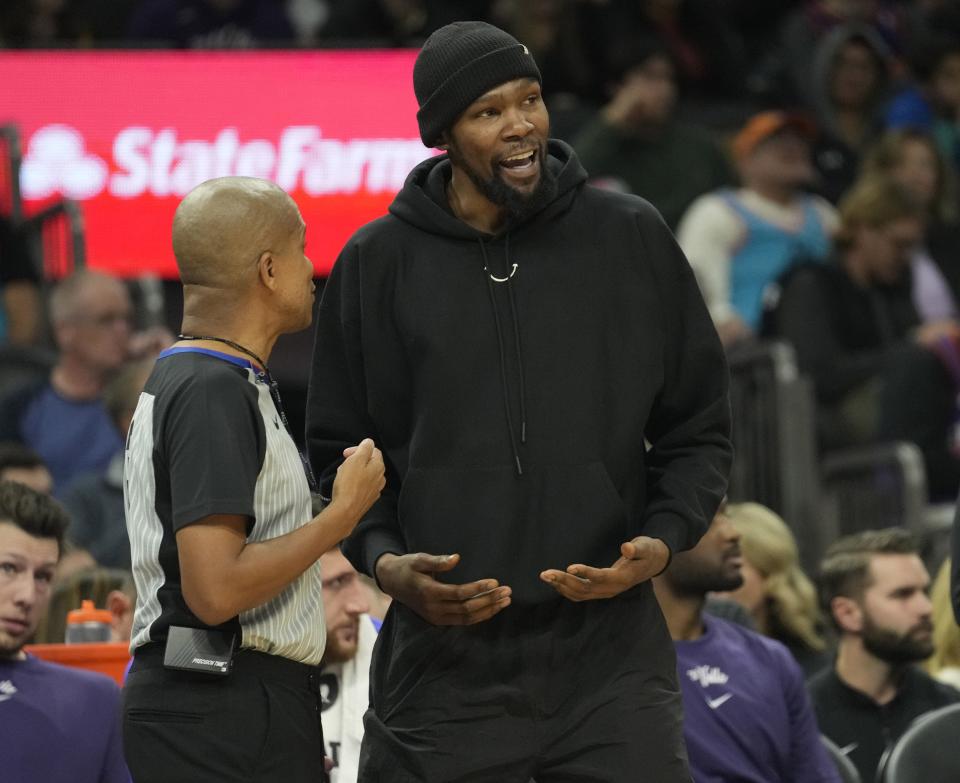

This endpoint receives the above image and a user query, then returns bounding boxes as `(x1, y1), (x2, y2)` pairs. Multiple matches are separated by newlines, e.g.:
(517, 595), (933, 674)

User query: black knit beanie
(414, 21), (542, 148)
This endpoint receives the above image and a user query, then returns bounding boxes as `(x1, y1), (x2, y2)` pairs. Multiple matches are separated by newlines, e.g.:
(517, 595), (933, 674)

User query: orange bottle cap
(66, 599), (112, 624)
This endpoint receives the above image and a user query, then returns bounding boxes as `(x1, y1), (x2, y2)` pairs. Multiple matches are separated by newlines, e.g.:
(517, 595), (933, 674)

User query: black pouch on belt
(163, 625), (235, 676)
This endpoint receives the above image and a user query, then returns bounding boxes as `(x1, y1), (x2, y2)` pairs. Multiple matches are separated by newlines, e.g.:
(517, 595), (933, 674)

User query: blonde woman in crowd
(861, 128), (960, 320)
(925, 558), (960, 689)
(716, 502), (830, 676)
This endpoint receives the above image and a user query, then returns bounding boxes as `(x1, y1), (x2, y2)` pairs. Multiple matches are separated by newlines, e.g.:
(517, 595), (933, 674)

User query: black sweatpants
(359, 581), (690, 783)
(122, 646), (328, 783)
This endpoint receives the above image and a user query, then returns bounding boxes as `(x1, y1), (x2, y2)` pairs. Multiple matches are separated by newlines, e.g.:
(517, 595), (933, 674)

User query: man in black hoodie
(307, 21), (732, 782)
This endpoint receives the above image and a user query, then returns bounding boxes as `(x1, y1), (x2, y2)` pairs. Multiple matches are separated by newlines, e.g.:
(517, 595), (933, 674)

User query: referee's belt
(131, 643), (325, 693)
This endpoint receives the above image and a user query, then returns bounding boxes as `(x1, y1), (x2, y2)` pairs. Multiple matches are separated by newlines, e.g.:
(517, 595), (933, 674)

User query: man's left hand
(540, 536), (670, 601)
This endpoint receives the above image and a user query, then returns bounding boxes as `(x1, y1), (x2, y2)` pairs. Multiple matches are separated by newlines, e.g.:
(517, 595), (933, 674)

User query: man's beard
(861, 614), (934, 665)
(447, 140), (558, 226)
(321, 623), (359, 666)
(667, 551), (744, 596)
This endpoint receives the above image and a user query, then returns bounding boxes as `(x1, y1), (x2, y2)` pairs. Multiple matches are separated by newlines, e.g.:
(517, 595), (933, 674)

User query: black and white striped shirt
(124, 347), (325, 665)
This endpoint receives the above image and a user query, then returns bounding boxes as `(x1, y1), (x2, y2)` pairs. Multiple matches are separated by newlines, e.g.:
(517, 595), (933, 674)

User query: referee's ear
(258, 250), (277, 290)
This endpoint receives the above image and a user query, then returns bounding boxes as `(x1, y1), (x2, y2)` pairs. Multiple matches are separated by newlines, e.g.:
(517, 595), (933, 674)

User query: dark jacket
(306, 140), (731, 604)
(764, 259), (919, 403)
(809, 665), (960, 783)
(574, 118), (733, 230)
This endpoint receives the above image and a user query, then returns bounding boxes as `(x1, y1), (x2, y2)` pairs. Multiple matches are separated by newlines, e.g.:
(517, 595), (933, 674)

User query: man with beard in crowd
(653, 503), (839, 783)
(307, 20), (731, 782)
(811, 528), (960, 783)
(318, 546), (378, 783)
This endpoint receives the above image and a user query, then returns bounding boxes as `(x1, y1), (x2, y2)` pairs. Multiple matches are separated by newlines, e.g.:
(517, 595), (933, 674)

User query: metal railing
(0, 124), (23, 223)
(726, 340), (825, 570)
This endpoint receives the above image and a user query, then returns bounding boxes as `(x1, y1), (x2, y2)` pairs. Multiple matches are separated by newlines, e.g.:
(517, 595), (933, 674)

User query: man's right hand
(375, 552), (511, 625)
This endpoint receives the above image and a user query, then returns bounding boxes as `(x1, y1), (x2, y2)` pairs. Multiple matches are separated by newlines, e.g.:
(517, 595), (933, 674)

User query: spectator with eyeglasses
(0, 270), (170, 495)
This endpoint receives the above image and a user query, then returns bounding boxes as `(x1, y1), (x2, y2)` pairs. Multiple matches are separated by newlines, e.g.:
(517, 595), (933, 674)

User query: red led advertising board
(2, 51), (432, 277)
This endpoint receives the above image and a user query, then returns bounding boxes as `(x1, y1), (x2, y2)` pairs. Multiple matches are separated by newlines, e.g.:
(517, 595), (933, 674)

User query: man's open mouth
(499, 148), (537, 171)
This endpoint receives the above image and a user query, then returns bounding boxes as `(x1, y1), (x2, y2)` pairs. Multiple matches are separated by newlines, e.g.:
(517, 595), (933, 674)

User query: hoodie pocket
(398, 462), (628, 604)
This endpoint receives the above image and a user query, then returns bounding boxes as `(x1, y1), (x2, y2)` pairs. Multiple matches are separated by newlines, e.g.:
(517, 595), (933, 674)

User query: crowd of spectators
(5, 1), (960, 500)
(0, 2), (955, 106)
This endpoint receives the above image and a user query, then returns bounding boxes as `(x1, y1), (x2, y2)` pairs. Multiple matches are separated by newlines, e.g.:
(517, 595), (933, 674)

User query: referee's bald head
(173, 177), (300, 290)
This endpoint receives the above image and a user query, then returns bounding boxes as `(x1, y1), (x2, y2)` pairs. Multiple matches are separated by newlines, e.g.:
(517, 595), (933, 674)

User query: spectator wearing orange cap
(677, 111), (838, 348)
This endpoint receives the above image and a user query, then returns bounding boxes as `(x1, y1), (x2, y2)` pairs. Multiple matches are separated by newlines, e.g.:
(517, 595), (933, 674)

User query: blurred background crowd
(3, 2), (960, 781)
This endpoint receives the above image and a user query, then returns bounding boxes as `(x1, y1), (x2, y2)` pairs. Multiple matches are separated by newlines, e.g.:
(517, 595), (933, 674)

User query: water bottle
(64, 600), (112, 643)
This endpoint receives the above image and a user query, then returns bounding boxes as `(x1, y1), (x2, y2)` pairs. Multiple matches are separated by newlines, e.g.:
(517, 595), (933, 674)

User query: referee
(122, 177), (385, 783)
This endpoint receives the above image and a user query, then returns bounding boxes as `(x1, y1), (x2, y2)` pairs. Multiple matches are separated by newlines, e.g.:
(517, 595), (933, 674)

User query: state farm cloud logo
(21, 124), (429, 201)
(21, 125), (109, 200)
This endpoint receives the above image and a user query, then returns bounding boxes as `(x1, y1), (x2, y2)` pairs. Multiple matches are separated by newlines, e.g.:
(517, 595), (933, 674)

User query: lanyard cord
(178, 334), (268, 369)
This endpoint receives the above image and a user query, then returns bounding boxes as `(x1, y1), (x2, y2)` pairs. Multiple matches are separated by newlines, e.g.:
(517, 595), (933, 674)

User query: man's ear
(831, 595), (863, 635)
(258, 250), (277, 289)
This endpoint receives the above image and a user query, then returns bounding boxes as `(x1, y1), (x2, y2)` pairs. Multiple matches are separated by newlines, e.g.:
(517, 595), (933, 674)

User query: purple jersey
(0, 655), (130, 783)
(675, 617), (840, 783)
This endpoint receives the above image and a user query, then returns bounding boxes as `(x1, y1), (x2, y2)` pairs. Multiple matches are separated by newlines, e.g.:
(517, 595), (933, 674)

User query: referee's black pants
(122, 646), (327, 783)
(359, 581), (691, 783)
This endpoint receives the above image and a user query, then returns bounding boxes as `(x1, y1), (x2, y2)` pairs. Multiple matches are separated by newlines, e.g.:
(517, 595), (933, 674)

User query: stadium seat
(820, 734), (862, 783)
(878, 703), (960, 783)
(821, 442), (928, 538)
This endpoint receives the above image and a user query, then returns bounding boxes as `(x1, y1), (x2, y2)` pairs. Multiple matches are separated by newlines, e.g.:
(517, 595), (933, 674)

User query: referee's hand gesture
(330, 438), (386, 528)
(176, 439), (385, 627)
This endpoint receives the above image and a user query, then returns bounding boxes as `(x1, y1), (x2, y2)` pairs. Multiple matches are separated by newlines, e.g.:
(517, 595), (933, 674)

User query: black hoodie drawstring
(504, 235), (527, 445)
(479, 237), (527, 476)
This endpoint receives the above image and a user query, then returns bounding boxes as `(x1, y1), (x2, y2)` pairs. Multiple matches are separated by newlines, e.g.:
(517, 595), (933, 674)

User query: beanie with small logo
(413, 21), (541, 148)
